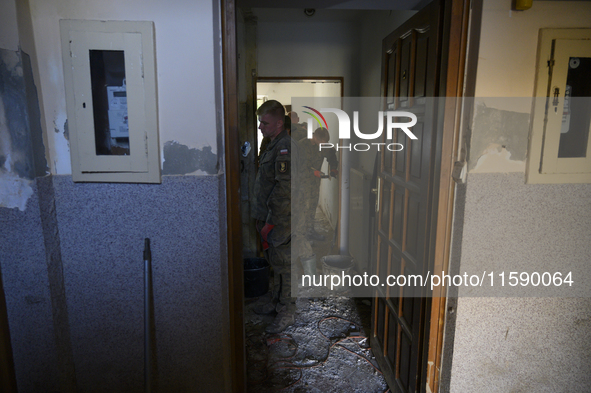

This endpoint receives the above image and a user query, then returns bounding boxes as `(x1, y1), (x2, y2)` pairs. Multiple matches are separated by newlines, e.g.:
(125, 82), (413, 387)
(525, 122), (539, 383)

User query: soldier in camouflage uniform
(252, 100), (304, 333)
(298, 127), (338, 241)
(289, 111), (307, 142)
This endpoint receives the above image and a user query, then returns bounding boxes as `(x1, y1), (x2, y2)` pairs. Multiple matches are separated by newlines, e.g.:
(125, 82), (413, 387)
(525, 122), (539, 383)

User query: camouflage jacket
(252, 130), (295, 247)
(297, 137), (338, 181)
(291, 124), (307, 142)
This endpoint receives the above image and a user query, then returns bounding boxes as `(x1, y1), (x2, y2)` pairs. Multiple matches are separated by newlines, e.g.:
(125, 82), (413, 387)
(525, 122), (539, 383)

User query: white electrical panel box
(60, 20), (160, 183)
(527, 28), (591, 184)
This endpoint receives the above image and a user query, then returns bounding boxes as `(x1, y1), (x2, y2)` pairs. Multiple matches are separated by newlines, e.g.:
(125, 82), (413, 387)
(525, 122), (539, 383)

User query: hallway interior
(244, 209), (389, 392)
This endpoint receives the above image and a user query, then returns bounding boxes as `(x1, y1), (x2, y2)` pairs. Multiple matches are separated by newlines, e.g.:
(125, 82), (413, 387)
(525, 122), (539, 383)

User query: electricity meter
(107, 80), (129, 138)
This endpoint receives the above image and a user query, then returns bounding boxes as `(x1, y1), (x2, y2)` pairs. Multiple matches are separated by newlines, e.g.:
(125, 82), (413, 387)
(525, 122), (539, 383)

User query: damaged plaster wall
(464, 0), (591, 175)
(28, 0), (221, 176)
(0, 1), (68, 390)
(447, 1), (591, 392)
(0, 0), (232, 391)
(0, 47), (47, 211)
(162, 141), (217, 175)
(468, 101), (529, 173)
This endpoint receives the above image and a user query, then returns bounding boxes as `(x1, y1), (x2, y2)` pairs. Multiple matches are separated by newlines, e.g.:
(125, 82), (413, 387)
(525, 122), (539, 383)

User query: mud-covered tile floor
(245, 210), (390, 393)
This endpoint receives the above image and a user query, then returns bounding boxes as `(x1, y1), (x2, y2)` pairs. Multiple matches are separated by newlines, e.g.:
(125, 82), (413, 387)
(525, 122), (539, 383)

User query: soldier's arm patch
(277, 160), (289, 174)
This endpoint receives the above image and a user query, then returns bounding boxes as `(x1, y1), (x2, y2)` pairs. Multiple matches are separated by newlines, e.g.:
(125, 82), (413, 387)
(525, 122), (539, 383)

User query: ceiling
(236, 0), (431, 10)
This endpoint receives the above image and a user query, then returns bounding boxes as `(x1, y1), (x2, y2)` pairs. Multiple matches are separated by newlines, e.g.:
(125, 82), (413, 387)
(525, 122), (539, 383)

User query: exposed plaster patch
(186, 168), (215, 176)
(472, 143), (526, 173)
(53, 132), (71, 175)
(51, 111), (70, 174)
(0, 50), (22, 77)
(53, 118), (69, 140)
(0, 171), (34, 211)
(468, 104), (530, 172)
(162, 141), (218, 175)
(0, 95), (27, 177)
(63, 119), (69, 141)
(1, 49), (47, 179)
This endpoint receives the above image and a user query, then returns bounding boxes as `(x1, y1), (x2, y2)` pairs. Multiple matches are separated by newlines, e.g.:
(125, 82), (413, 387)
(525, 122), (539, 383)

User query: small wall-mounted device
(107, 80), (129, 139)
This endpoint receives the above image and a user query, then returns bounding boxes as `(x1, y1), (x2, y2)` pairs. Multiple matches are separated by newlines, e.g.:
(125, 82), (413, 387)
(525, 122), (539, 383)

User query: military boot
(265, 303), (296, 333)
(252, 292), (277, 315)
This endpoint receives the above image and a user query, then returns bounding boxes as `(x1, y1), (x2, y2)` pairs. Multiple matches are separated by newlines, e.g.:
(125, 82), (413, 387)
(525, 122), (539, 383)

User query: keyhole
(83, 102), (86, 108)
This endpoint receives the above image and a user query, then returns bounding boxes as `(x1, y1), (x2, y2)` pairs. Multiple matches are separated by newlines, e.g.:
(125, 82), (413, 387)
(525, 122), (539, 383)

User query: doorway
(222, 1), (471, 392)
(255, 77), (343, 231)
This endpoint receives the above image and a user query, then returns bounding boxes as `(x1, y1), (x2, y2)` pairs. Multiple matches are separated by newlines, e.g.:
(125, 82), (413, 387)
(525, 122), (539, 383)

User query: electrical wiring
(247, 315), (388, 392)
(317, 316), (383, 375)
(267, 360), (303, 391)
(247, 333), (299, 388)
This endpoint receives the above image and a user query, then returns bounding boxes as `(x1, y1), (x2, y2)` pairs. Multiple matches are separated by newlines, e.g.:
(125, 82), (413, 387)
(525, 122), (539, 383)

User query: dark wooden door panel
(371, 1), (443, 392)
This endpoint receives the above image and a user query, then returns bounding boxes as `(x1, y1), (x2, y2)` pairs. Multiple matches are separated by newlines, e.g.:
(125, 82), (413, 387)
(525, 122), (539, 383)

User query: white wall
(255, 8), (361, 96)
(475, 0), (591, 100)
(27, 0), (220, 175)
(257, 81), (318, 107)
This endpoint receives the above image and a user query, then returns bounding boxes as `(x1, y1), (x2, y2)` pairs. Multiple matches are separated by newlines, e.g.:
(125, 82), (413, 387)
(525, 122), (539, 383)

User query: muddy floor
(244, 210), (390, 393)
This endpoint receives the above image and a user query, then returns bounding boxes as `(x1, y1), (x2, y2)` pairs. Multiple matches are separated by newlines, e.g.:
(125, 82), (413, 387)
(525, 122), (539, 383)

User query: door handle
(375, 177), (381, 213)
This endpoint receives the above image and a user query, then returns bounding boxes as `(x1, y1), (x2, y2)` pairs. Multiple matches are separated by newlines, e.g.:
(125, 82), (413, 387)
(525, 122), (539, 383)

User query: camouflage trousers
(266, 234), (316, 302)
(265, 239), (295, 305)
(302, 177), (321, 233)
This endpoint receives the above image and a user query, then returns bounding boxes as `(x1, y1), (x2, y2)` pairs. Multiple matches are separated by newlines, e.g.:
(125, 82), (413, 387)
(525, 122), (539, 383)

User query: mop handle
(144, 238), (152, 393)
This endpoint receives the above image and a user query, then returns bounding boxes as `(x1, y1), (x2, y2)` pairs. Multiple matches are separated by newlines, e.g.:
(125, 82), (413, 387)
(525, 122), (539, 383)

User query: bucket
(321, 255), (355, 291)
(244, 257), (269, 298)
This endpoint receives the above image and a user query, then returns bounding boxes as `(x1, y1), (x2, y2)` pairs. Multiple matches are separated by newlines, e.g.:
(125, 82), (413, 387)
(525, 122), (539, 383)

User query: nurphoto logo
(303, 106), (418, 151)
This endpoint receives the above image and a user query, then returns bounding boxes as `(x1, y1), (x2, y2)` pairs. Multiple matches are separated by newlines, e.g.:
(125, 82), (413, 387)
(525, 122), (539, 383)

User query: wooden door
(371, 1), (443, 392)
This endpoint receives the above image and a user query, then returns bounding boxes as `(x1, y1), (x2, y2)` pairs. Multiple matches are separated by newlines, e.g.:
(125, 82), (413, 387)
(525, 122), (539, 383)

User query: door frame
(425, 0), (474, 391)
(220, 0), (474, 391)
(221, 1), (246, 392)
